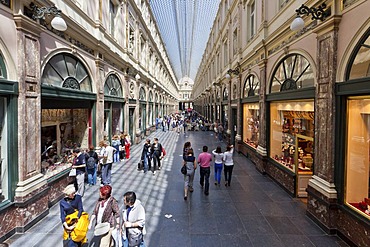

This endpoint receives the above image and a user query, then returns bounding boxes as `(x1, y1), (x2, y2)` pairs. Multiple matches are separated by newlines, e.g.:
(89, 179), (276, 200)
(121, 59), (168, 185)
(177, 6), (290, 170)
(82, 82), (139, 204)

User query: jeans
(123, 239), (146, 247)
(199, 167), (210, 194)
(143, 155), (151, 172)
(101, 163), (112, 185)
(87, 165), (97, 185)
(152, 153), (161, 171)
(113, 145), (120, 162)
(224, 165), (234, 186)
(218, 132), (223, 142)
(214, 162), (223, 184)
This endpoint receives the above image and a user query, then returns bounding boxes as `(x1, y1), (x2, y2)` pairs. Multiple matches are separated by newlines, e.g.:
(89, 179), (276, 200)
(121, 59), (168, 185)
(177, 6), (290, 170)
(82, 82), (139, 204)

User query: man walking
(141, 139), (152, 173)
(102, 141), (114, 185)
(150, 138), (163, 175)
(197, 145), (212, 195)
(217, 124), (224, 142)
(72, 148), (86, 196)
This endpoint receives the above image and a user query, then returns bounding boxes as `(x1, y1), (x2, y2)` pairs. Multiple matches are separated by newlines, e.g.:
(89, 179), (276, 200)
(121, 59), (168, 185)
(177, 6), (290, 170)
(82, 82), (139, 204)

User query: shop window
(243, 103), (259, 148)
(105, 74), (123, 97)
(41, 53), (92, 92)
(270, 100), (314, 173)
(269, 54), (314, 93)
(345, 97), (370, 218)
(243, 74), (259, 97)
(41, 109), (89, 178)
(348, 33), (370, 80)
(0, 97), (8, 203)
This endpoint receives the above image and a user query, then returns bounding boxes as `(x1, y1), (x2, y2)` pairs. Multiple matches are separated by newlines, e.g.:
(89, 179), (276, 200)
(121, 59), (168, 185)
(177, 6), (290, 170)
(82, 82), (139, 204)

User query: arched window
(270, 54), (313, 93)
(243, 74), (260, 97)
(104, 74), (122, 97)
(347, 32), (370, 80)
(41, 53), (92, 92)
(0, 53), (7, 79)
(223, 87), (228, 101)
(139, 87), (146, 100)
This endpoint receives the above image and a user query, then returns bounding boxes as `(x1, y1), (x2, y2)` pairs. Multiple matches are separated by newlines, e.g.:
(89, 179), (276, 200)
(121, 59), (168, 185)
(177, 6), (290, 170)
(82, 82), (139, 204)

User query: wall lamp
(290, 3), (328, 31)
(30, 2), (67, 31)
(225, 62), (241, 79)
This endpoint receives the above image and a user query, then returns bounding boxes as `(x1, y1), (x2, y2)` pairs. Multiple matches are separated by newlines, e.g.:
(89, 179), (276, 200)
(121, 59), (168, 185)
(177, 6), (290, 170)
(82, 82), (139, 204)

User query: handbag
(128, 231), (143, 247)
(69, 168), (76, 177)
(181, 165), (187, 175)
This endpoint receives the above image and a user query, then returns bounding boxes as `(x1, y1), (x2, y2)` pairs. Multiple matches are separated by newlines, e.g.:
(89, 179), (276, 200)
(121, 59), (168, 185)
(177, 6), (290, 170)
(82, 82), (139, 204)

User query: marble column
(13, 17), (48, 231)
(95, 59), (106, 143)
(307, 18), (340, 231)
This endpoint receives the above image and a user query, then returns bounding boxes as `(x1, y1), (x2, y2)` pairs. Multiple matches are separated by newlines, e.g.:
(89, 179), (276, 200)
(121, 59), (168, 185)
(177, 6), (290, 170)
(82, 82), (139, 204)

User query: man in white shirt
(102, 141), (115, 185)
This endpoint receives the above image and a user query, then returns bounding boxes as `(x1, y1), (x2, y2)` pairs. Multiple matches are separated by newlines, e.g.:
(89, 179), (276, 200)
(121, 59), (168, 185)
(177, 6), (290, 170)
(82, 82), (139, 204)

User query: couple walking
(140, 138), (164, 175)
(182, 143), (234, 200)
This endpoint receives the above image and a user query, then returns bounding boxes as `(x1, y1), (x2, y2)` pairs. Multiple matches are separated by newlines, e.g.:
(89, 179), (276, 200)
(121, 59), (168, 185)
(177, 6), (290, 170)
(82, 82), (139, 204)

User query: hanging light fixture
(30, 2), (67, 31)
(290, 3), (328, 31)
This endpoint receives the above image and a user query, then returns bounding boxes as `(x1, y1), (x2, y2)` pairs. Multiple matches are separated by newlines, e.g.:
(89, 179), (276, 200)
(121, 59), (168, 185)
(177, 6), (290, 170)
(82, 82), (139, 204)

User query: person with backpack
(85, 145), (99, 186)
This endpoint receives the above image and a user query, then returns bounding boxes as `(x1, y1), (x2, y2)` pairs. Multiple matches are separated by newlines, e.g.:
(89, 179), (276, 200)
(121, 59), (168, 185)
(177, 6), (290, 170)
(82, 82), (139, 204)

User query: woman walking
(88, 185), (120, 247)
(183, 148), (197, 200)
(223, 145), (234, 187)
(212, 146), (224, 186)
(60, 184), (86, 247)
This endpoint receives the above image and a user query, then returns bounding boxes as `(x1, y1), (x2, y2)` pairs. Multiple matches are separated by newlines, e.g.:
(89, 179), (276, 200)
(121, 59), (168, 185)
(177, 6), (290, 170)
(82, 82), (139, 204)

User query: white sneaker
(153, 171), (156, 175)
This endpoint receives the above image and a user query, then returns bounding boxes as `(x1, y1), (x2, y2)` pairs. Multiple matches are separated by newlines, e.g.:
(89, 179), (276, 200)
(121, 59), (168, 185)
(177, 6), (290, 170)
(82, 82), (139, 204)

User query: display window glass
(243, 103), (259, 148)
(345, 97), (370, 218)
(270, 100), (314, 173)
(105, 74), (123, 96)
(348, 34), (370, 80)
(243, 74), (259, 97)
(41, 53), (92, 92)
(0, 97), (8, 203)
(269, 54), (314, 93)
(41, 108), (89, 178)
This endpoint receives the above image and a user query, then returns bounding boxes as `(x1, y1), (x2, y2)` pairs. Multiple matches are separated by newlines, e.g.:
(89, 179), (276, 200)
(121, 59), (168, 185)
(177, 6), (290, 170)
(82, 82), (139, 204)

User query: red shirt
(197, 152), (212, 168)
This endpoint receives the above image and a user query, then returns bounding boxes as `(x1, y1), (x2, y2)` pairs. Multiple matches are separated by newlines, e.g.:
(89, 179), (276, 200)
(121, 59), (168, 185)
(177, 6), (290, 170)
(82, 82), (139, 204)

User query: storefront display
(270, 100), (314, 174)
(41, 109), (89, 179)
(346, 97), (370, 218)
(243, 103), (259, 148)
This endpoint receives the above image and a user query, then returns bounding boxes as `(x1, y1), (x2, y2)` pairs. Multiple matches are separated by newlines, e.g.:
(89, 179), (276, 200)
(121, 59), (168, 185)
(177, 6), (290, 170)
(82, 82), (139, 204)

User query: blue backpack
(86, 155), (96, 169)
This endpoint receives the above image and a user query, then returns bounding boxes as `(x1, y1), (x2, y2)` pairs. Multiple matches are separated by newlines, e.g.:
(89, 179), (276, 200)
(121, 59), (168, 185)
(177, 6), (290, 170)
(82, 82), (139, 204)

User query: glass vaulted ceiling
(150, 0), (221, 82)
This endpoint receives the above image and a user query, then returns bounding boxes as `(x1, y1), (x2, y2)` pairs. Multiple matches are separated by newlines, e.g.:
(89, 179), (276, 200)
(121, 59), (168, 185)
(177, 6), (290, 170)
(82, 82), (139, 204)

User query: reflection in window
(243, 74), (260, 97)
(41, 53), (92, 92)
(105, 74), (122, 97)
(345, 97), (370, 218)
(348, 34), (370, 80)
(270, 54), (314, 93)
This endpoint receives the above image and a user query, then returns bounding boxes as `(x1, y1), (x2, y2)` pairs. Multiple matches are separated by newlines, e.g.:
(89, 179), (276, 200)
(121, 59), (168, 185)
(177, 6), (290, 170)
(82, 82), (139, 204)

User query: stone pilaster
(256, 60), (267, 171)
(307, 16), (340, 230)
(95, 59), (106, 142)
(14, 15), (47, 201)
